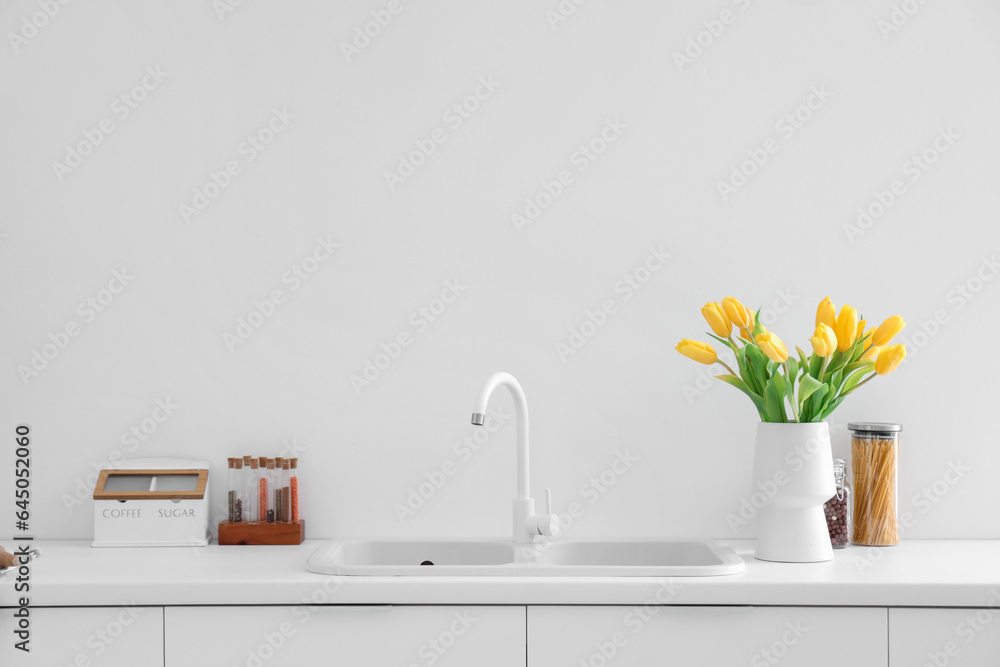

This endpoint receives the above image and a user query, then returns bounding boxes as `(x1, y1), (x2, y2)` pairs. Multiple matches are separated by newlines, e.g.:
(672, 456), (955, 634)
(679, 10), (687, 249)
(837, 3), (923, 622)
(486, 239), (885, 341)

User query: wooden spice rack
(218, 520), (305, 545)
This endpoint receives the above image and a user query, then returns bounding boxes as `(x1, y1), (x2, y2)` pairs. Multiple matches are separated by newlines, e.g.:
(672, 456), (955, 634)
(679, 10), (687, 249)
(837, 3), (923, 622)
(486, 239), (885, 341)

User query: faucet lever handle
(544, 488), (553, 515)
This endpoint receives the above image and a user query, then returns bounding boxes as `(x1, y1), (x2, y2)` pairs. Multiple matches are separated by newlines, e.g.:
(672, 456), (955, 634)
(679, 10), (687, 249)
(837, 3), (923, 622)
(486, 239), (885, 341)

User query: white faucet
(471, 372), (560, 544)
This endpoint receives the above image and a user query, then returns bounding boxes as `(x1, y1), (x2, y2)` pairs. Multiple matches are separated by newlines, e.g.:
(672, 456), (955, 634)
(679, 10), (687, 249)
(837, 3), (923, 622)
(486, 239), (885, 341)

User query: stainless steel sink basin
(306, 538), (744, 577)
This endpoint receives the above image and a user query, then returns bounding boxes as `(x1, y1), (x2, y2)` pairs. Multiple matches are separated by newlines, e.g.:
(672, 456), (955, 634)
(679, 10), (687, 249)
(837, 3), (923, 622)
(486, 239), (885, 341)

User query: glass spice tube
(242, 456), (254, 522)
(233, 458), (244, 522)
(850, 422), (902, 546)
(290, 458), (299, 522)
(227, 458), (235, 523)
(258, 456), (269, 522)
(824, 458), (851, 548)
(266, 459), (277, 523)
(248, 458), (260, 522)
(274, 458), (284, 522)
(281, 460), (291, 522)
(257, 465), (268, 524)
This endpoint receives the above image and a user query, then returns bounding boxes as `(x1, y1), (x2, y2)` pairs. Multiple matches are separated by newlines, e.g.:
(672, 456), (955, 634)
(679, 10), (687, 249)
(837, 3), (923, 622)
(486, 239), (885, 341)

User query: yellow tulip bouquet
(676, 296), (906, 423)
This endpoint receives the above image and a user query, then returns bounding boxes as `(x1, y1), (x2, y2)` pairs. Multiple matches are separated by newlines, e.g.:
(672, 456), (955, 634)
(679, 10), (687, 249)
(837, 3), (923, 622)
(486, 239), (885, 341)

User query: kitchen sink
(305, 538), (744, 577)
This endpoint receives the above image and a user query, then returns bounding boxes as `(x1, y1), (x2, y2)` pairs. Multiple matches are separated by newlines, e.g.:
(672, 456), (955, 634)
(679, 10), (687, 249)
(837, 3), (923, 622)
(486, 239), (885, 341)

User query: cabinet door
(529, 605), (886, 667)
(890, 608), (1000, 667)
(165, 605), (525, 667)
(0, 605), (163, 666)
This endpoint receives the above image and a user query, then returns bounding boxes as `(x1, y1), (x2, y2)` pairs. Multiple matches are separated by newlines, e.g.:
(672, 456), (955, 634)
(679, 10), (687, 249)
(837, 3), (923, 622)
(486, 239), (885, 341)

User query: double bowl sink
(306, 538), (744, 577)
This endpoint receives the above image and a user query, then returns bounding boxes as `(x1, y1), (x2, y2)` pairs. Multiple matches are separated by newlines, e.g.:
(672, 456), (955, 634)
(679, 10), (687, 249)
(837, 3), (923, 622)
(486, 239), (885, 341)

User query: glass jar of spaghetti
(849, 422), (902, 546)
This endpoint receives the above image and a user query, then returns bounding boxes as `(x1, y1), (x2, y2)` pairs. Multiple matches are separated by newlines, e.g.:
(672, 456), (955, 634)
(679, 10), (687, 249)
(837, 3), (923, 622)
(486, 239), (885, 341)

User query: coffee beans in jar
(824, 458), (851, 548)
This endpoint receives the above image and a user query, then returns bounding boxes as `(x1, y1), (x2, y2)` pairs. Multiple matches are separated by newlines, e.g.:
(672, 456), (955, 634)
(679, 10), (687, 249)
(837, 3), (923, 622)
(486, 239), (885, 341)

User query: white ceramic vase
(752, 422), (836, 563)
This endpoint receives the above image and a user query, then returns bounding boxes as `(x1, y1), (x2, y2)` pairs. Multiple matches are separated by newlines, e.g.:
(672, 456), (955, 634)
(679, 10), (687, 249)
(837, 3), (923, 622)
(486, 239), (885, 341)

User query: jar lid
(848, 422), (903, 433)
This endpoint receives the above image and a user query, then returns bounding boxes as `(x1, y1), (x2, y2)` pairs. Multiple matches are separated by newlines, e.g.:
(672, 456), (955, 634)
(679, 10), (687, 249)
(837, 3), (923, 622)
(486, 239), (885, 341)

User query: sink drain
(420, 560), (434, 566)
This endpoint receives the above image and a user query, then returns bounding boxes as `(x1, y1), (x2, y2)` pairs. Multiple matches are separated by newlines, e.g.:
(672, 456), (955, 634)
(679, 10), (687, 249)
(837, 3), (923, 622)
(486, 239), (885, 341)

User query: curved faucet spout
(471, 372), (529, 500)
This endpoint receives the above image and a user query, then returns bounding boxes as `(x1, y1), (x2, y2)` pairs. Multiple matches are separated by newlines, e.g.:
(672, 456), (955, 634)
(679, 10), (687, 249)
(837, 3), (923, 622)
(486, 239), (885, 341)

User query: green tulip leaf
(805, 384), (830, 422)
(843, 359), (875, 376)
(751, 308), (765, 338)
(785, 357), (799, 383)
(764, 379), (786, 423)
(715, 374), (767, 420)
(830, 369), (843, 392)
(839, 369), (874, 396)
(825, 349), (845, 375)
(734, 346), (757, 394)
(706, 333), (737, 356)
(797, 374), (825, 406)
(819, 396), (846, 421)
(808, 352), (822, 378)
(796, 346), (811, 374)
(848, 332), (873, 364)
(745, 344), (769, 393)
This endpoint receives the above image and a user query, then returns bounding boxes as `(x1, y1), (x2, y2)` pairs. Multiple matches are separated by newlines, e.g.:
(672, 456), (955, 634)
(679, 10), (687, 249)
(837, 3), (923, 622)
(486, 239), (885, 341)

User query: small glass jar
(824, 458), (851, 548)
(849, 422), (902, 546)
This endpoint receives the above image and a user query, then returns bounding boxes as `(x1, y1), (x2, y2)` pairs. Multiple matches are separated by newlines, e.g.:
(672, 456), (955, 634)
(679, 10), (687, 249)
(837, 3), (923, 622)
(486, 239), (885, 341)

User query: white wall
(1, 0), (998, 542)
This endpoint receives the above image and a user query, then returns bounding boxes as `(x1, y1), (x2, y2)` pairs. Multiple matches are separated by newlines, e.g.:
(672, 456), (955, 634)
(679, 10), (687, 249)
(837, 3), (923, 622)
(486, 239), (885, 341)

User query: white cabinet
(890, 608), (1000, 667)
(164, 605), (525, 667)
(0, 605), (163, 666)
(529, 605), (887, 667)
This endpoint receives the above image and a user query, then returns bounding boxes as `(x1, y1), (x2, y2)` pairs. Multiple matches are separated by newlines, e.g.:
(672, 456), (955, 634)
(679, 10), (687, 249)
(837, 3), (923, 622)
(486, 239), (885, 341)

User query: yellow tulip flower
(676, 339), (717, 365)
(872, 315), (906, 347)
(809, 323), (837, 357)
(722, 297), (751, 329)
(816, 296), (836, 329)
(755, 331), (789, 363)
(834, 305), (859, 351)
(875, 344), (906, 375)
(701, 302), (732, 338)
(861, 344), (881, 361)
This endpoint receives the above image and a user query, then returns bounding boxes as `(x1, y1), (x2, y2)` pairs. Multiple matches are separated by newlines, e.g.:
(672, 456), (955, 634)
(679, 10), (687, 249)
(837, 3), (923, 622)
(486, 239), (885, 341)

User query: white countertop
(2, 539), (998, 608)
